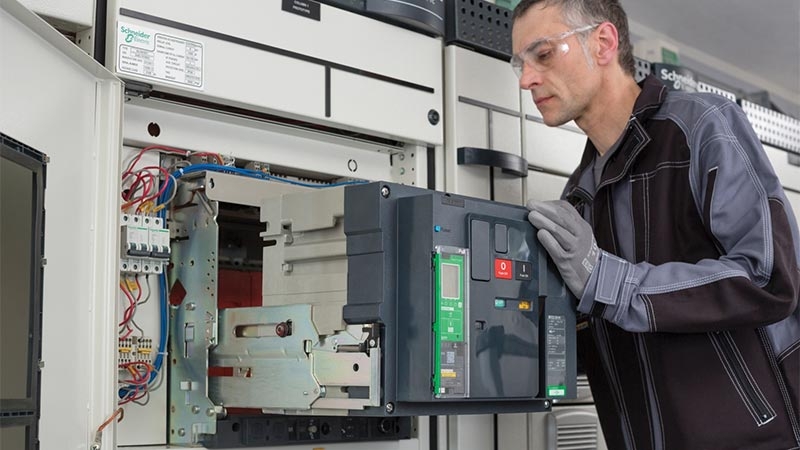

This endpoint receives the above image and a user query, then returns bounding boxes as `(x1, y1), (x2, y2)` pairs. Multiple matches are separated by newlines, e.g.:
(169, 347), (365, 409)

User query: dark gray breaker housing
(344, 182), (577, 415)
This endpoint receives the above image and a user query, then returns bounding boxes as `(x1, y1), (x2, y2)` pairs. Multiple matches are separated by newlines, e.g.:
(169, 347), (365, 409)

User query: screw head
(368, 339), (376, 347)
(177, 428), (186, 437)
(385, 402), (395, 414)
(275, 322), (289, 337)
(192, 405), (200, 414)
(185, 302), (196, 311)
(381, 186), (391, 198)
(427, 109), (440, 125)
(206, 408), (216, 417)
(544, 401), (550, 408)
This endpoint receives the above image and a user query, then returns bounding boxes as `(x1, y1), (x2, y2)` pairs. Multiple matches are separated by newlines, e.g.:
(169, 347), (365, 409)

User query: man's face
(512, 5), (598, 127)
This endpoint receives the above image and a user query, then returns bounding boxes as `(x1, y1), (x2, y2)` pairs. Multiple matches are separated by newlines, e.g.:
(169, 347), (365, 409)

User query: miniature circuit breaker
(120, 214), (170, 274)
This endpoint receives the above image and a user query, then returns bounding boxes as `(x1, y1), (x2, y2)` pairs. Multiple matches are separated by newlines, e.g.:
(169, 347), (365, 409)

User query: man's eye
(536, 50), (553, 62)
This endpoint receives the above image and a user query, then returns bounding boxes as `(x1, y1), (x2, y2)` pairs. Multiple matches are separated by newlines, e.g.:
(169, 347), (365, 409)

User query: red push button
(494, 258), (512, 279)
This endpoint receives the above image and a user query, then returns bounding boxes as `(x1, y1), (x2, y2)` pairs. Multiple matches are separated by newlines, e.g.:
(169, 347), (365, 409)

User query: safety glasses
(510, 24), (598, 78)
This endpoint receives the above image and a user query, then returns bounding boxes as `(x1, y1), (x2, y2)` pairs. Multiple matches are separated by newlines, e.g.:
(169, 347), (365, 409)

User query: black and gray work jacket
(564, 75), (800, 450)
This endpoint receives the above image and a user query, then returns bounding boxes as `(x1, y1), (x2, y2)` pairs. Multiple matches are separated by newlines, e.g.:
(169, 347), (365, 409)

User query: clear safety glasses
(510, 24), (598, 78)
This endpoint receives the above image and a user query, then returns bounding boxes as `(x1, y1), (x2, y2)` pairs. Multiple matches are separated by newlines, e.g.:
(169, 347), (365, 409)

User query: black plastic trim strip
(94, 0), (108, 65)
(457, 147), (528, 178)
(429, 416), (438, 450)
(426, 145), (436, 189)
(119, 8), (435, 94)
(325, 66), (331, 118)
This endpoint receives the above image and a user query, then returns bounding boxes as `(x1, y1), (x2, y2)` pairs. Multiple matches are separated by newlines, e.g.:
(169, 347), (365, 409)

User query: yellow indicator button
(518, 300), (531, 311)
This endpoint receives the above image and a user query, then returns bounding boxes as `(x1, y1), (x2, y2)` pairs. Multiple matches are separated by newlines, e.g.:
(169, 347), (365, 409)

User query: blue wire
(161, 164), (367, 198)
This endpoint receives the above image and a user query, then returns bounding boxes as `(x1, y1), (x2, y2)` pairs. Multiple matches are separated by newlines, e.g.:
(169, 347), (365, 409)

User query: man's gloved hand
(527, 200), (599, 299)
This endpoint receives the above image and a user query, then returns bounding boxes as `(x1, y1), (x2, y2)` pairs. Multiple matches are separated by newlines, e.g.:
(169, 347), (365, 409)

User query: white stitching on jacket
(709, 333), (764, 425)
(723, 331), (777, 419)
(638, 270), (749, 294)
(644, 178), (650, 262)
(778, 340), (800, 363)
(629, 160), (692, 181)
(600, 322), (639, 449)
(758, 328), (800, 443)
(638, 336), (666, 450)
(653, 95), (774, 286)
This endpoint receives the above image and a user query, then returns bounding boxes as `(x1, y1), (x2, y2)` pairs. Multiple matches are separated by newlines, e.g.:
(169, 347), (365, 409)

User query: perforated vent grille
(557, 423), (599, 450)
(697, 82), (737, 102)
(740, 100), (800, 154)
(634, 57), (651, 83)
(447, 0), (513, 60)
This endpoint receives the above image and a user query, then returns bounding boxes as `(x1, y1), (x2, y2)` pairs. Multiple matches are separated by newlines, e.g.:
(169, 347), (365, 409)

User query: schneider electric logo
(121, 26), (151, 45)
(659, 68), (697, 92)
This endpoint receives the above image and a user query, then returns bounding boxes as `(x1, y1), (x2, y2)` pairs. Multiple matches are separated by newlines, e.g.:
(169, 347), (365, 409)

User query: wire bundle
(117, 146), (367, 406)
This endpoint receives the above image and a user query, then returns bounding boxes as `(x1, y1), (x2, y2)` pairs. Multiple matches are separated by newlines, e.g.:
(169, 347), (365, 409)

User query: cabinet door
(0, 2), (122, 449)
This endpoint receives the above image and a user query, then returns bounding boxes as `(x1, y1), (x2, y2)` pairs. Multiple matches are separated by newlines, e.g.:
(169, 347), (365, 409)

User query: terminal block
(118, 336), (154, 365)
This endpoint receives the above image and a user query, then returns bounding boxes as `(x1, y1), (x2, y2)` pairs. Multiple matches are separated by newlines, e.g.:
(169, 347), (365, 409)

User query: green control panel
(433, 247), (468, 398)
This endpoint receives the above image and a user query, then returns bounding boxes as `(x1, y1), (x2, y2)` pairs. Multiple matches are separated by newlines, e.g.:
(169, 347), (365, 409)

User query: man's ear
(595, 22), (619, 67)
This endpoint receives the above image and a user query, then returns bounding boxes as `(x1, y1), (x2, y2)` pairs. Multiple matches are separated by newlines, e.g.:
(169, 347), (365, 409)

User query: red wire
(118, 362), (153, 385)
(118, 281), (136, 328)
(122, 166), (173, 212)
(135, 165), (171, 205)
(123, 145), (188, 179)
(121, 170), (156, 210)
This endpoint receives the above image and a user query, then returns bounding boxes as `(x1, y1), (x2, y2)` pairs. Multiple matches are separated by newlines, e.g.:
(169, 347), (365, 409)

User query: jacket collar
(565, 75), (668, 202)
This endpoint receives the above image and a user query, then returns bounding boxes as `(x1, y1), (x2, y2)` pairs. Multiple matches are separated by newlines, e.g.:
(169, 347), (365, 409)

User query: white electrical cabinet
(1, 2), (122, 450)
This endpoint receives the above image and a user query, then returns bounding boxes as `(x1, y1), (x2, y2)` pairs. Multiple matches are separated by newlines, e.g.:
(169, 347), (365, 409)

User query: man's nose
(518, 64), (543, 90)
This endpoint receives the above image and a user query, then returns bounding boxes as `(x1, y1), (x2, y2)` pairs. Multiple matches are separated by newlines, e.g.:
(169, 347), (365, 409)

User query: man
(511, 1), (800, 449)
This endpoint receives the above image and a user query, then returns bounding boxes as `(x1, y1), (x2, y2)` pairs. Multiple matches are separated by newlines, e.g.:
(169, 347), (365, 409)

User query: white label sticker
(117, 21), (204, 90)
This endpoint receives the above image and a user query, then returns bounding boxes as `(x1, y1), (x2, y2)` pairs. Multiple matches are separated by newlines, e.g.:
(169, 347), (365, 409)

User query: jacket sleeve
(577, 98), (800, 333)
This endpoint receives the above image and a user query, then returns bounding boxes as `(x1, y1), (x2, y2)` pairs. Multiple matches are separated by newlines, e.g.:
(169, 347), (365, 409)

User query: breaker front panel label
(546, 315), (567, 397)
(117, 22), (204, 89)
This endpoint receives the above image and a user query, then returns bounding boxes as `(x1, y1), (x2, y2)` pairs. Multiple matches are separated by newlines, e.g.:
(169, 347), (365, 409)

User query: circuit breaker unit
(169, 175), (576, 444)
(345, 182), (577, 410)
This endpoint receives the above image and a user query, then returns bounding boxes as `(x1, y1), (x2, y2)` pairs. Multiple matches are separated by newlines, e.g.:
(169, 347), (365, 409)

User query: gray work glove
(527, 200), (599, 299)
